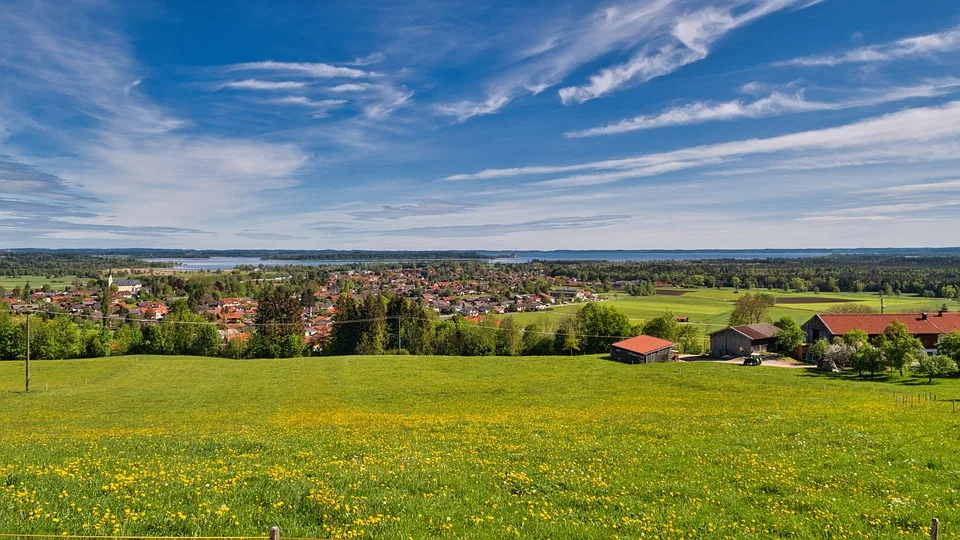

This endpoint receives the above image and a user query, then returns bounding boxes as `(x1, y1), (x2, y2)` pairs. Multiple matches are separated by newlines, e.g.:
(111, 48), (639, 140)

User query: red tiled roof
(611, 335), (675, 355)
(813, 312), (960, 336)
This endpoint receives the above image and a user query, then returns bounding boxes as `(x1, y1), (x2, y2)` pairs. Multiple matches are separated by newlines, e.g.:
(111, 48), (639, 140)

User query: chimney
(921, 312), (928, 320)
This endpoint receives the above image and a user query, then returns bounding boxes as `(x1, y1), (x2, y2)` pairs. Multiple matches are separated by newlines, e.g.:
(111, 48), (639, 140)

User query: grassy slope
(2, 355), (960, 538)
(509, 289), (955, 332)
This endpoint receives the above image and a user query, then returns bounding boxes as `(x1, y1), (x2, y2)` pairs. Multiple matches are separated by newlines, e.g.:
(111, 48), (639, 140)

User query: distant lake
(146, 257), (336, 271)
(486, 250), (838, 263)
(147, 250), (853, 271)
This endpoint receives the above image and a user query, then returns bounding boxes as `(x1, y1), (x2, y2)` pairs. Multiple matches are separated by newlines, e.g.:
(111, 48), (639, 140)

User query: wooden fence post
(931, 517), (940, 540)
(270, 526), (280, 540)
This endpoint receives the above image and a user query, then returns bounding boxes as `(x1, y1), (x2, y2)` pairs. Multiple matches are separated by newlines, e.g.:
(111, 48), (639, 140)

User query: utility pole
(398, 316), (402, 351)
(25, 311), (31, 393)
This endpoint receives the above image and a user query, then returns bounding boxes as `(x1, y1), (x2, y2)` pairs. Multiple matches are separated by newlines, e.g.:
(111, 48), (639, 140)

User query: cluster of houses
(612, 310), (960, 365)
(2, 267), (605, 346)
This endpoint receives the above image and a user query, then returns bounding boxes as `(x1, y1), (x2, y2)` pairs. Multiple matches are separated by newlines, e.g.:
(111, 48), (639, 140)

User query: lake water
(147, 250), (859, 271)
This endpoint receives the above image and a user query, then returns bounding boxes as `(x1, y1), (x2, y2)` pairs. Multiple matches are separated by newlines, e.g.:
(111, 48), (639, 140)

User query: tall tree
(576, 303), (634, 354)
(250, 287), (304, 358)
(881, 320), (923, 377)
(773, 317), (805, 356)
(497, 316), (522, 356)
(729, 293), (776, 326)
(328, 293), (361, 356)
(357, 294), (388, 355)
(643, 312), (680, 341)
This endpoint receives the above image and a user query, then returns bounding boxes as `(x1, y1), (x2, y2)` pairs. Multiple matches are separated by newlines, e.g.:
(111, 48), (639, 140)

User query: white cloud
(226, 60), (372, 78)
(436, 0), (811, 121)
(558, 0), (802, 105)
(350, 52), (386, 66)
(434, 95), (510, 122)
(566, 81), (960, 137)
(782, 25), (960, 67)
(0, 1), (313, 241)
(447, 100), (960, 186)
(219, 79), (308, 91)
(269, 96), (348, 117)
(329, 83), (370, 93)
(862, 179), (960, 195)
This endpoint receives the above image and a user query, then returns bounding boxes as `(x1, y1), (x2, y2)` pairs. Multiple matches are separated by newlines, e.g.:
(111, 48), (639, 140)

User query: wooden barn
(709, 323), (781, 357)
(610, 335), (675, 364)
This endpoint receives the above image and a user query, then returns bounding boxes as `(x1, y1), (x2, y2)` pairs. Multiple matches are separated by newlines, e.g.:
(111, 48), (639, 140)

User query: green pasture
(0, 275), (77, 290)
(2, 355), (960, 538)
(510, 288), (955, 332)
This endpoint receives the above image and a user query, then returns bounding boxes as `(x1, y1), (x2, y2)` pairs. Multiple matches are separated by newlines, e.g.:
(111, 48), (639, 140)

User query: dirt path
(680, 356), (814, 369)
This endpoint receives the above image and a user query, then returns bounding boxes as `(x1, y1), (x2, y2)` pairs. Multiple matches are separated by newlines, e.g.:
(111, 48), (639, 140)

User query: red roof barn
(610, 335), (676, 364)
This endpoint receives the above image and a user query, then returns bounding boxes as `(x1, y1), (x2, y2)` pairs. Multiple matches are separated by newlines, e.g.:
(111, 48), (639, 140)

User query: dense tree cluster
(0, 300), (220, 360)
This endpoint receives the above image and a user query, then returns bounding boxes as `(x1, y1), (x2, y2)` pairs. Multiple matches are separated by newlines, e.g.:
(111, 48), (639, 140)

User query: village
(0, 268), (605, 347)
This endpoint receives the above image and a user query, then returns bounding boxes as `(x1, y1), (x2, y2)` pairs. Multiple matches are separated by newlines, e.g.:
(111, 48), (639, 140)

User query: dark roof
(712, 323), (781, 340)
(811, 312), (960, 336)
(611, 335), (675, 355)
(114, 280), (141, 286)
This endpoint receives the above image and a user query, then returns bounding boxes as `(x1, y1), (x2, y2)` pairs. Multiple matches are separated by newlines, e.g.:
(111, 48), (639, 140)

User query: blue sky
(2, 0), (960, 249)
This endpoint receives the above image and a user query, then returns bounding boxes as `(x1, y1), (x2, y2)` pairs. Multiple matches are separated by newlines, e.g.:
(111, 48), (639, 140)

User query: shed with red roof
(610, 335), (675, 364)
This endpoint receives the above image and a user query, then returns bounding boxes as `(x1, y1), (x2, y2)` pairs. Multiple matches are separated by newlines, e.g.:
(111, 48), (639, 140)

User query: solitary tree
(881, 321), (923, 377)
(729, 292), (776, 325)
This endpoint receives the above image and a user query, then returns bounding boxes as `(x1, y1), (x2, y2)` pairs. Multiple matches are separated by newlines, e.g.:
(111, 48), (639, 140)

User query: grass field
(510, 289), (956, 333)
(0, 275), (76, 290)
(3, 355), (960, 538)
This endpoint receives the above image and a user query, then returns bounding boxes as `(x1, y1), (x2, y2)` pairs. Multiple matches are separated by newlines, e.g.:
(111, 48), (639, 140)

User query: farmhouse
(610, 335), (675, 364)
(802, 311), (960, 351)
(710, 323), (781, 357)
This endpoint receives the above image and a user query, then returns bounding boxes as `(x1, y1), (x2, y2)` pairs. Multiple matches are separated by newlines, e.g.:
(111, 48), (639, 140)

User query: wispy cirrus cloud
(433, 96), (509, 123)
(860, 178), (960, 195)
(557, 0), (804, 105)
(329, 83), (370, 93)
(0, 1), (312, 243)
(225, 60), (373, 78)
(320, 214), (631, 238)
(218, 79), (308, 91)
(566, 80), (960, 137)
(347, 199), (473, 220)
(446, 100), (960, 187)
(436, 0), (812, 121)
(349, 52), (386, 66)
(269, 96), (348, 116)
(781, 25), (960, 67)
(797, 199), (960, 222)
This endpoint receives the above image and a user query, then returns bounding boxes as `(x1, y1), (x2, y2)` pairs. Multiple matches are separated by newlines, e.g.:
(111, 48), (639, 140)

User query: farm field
(510, 288), (955, 333)
(0, 275), (77, 290)
(3, 355), (960, 538)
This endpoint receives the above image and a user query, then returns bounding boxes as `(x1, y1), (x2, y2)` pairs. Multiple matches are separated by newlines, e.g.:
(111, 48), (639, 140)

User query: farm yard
(3, 355), (960, 538)
(508, 288), (954, 334)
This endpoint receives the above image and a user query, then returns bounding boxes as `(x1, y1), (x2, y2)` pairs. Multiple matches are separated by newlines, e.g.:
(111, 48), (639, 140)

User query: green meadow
(512, 289), (954, 333)
(0, 275), (77, 291)
(2, 355), (960, 538)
